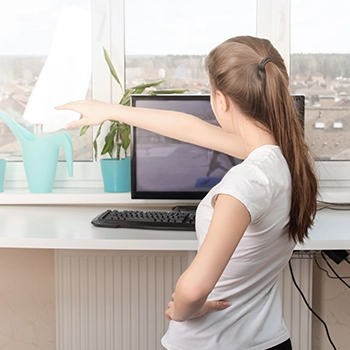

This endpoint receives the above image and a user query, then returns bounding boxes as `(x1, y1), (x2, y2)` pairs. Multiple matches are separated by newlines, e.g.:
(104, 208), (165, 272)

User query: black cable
(320, 251), (350, 289)
(288, 260), (337, 350)
(317, 200), (350, 208)
(316, 201), (350, 212)
(317, 206), (350, 211)
(314, 257), (350, 279)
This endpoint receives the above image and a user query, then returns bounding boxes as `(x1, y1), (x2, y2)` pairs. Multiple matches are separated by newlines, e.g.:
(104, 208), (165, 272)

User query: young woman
(57, 36), (318, 350)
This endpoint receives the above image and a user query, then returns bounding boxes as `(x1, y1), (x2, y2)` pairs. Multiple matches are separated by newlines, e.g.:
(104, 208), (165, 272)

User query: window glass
(125, 0), (256, 93)
(0, 0), (92, 161)
(291, 0), (350, 161)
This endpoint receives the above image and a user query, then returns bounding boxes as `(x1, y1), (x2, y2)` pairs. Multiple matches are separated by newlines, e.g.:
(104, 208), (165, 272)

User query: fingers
(54, 104), (69, 111)
(55, 100), (88, 111)
(207, 300), (230, 311)
(165, 300), (174, 321)
(65, 119), (85, 129)
(164, 310), (172, 321)
(55, 102), (78, 111)
(55, 102), (82, 129)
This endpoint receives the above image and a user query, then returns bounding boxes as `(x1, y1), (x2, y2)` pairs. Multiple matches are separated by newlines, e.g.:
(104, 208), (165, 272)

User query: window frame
(6, 0), (350, 199)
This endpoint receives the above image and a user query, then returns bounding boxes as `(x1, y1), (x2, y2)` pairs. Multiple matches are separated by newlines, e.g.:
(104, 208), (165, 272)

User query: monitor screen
(130, 94), (305, 200)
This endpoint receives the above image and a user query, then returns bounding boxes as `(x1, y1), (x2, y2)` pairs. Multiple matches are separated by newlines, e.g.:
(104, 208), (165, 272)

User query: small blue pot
(100, 158), (131, 193)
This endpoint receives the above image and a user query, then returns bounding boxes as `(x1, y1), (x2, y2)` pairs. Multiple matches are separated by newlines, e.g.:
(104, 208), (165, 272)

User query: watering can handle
(62, 133), (73, 176)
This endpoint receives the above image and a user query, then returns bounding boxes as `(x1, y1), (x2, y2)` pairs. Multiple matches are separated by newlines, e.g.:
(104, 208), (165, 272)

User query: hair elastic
(258, 57), (272, 71)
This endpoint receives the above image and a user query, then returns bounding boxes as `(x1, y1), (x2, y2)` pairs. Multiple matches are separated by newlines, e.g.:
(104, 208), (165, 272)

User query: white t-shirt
(161, 145), (296, 350)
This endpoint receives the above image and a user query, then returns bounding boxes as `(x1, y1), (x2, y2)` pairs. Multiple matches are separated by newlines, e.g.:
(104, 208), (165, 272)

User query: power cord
(288, 259), (337, 350)
(297, 201), (350, 348)
(317, 200), (350, 210)
(314, 258), (350, 280)
(323, 250), (349, 265)
(320, 251), (350, 289)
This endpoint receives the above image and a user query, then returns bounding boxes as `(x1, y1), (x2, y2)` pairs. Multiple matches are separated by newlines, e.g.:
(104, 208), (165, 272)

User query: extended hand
(55, 99), (114, 129)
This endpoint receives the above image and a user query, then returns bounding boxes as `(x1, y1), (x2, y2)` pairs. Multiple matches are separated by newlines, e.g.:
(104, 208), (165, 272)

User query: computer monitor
(130, 94), (305, 200)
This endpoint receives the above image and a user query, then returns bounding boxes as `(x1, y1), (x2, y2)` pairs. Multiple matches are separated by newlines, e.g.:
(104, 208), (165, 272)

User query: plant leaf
(103, 47), (123, 91)
(93, 139), (98, 161)
(122, 130), (131, 153)
(80, 125), (90, 136)
(120, 87), (151, 106)
(93, 123), (104, 160)
(147, 89), (189, 94)
(101, 128), (116, 157)
(132, 87), (147, 95)
(131, 80), (165, 90)
(119, 89), (133, 106)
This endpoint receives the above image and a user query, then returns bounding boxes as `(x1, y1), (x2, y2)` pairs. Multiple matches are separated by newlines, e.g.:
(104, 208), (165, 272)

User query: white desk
(0, 205), (349, 251)
(0, 205), (198, 250)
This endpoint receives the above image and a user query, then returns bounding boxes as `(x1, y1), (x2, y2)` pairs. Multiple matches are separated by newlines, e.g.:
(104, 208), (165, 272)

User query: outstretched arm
(56, 99), (246, 159)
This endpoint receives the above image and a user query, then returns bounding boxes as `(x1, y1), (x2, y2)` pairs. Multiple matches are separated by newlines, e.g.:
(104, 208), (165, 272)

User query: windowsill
(0, 187), (200, 207)
(2, 185), (350, 206)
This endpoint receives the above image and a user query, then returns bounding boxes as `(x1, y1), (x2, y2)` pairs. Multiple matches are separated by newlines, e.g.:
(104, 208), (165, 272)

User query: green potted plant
(82, 48), (188, 192)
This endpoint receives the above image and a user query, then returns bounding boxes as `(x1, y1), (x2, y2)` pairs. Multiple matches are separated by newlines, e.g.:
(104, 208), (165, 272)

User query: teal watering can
(0, 110), (73, 193)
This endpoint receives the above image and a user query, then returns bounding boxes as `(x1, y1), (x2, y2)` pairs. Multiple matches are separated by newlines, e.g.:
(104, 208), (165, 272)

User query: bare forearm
(119, 105), (218, 146)
(58, 99), (246, 158)
(169, 280), (208, 322)
(107, 104), (245, 158)
(172, 298), (206, 322)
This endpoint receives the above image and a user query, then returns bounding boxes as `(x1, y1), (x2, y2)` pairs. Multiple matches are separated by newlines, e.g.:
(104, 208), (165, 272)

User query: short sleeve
(210, 164), (273, 223)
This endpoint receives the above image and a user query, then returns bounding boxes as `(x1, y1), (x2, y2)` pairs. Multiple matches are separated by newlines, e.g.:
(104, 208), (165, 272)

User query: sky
(0, 0), (88, 55)
(124, 0), (256, 55)
(1, 0), (350, 56)
(291, 0), (350, 53)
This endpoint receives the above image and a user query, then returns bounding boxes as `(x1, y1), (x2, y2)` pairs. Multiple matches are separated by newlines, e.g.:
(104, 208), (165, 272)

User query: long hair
(205, 36), (318, 243)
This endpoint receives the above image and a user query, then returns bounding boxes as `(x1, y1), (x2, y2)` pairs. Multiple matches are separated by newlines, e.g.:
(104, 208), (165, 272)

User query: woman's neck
(234, 117), (277, 159)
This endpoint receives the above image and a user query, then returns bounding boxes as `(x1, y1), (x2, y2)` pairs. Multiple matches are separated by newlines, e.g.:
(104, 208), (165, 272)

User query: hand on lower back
(165, 299), (230, 321)
(189, 299), (230, 319)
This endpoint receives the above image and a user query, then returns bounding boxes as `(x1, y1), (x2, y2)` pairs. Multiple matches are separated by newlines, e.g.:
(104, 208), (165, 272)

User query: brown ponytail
(206, 36), (318, 243)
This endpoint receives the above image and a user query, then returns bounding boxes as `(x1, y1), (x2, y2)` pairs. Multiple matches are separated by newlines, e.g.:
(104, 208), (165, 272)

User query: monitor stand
(172, 205), (197, 212)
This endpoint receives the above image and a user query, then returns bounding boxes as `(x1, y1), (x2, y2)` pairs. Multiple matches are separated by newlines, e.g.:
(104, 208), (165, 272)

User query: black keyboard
(91, 209), (196, 231)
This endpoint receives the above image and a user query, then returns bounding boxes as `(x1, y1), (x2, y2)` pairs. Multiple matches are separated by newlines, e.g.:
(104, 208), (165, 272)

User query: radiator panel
(56, 250), (312, 350)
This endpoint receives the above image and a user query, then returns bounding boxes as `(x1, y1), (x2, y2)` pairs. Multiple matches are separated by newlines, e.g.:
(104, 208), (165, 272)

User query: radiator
(279, 253), (313, 350)
(55, 250), (312, 350)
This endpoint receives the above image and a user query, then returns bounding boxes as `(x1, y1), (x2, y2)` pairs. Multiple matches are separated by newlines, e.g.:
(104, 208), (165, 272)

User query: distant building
(319, 95), (335, 108)
(310, 72), (325, 85)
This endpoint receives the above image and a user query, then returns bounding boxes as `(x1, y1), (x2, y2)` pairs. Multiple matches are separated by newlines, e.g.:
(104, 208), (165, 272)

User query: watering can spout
(0, 110), (35, 143)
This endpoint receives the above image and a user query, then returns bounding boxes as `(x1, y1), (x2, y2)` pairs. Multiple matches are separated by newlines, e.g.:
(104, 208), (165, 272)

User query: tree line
(291, 53), (350, 80)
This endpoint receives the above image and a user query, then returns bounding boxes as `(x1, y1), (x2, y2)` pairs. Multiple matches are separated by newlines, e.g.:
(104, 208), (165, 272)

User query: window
(315, 122), (325, 129)
(125, 0), (256, 92)
(333, 122), (343, 129)
(291, 0), (350, 162)
(3, 0), (350, 193)
(0, 0), (93, 162)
